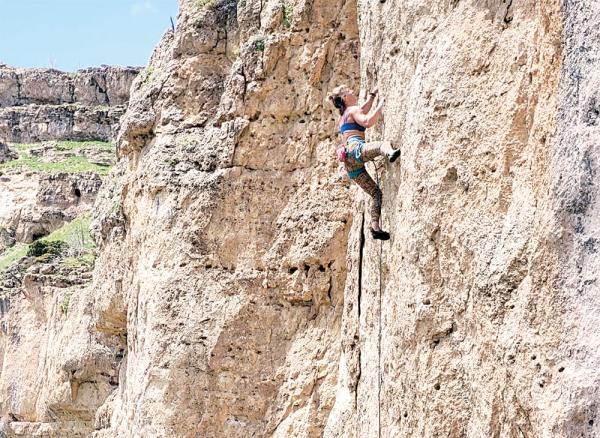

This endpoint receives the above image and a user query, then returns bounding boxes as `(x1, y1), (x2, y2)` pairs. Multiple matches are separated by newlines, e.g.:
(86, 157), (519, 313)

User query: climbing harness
(344, 136), (369, 180)
(336, 145), (347, 162)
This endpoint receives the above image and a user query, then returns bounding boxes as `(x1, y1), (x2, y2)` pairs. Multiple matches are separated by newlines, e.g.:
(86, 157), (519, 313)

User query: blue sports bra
(339, 109), (366, 134)
(340, 122), (366, 133)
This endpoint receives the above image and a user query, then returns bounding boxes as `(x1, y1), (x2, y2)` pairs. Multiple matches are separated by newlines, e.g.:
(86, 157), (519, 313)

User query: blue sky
(0, 0), (179, 72)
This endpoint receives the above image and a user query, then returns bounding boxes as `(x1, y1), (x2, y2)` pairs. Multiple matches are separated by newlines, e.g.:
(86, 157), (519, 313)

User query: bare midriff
(343, 130), (365, 143)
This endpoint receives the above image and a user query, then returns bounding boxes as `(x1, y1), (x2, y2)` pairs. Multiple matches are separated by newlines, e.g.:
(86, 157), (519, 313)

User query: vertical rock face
(0, 65), (140, 143)
(0, 70), (136, 436)
(87, 0), (359, 435)
(1, 0), (360, 436)
(552, 1), (600, 436)
(3, 0), (600, 437)
(0, 65), (138, 107)
(329, 1), (598, 437)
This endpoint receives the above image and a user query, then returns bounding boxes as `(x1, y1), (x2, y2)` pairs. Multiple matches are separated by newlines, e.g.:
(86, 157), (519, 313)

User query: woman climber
(329, 85), (400, 240)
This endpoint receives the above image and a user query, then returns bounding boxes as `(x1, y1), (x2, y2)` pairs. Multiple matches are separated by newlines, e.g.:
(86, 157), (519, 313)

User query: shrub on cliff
(27, 240), (68, 258)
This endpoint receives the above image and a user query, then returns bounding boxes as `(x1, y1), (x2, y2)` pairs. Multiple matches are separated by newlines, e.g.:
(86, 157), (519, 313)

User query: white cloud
(130, 0), (157, 16)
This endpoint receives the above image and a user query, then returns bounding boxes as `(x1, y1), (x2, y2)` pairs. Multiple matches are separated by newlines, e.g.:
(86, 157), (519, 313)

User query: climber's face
(343, 89), (358, 106)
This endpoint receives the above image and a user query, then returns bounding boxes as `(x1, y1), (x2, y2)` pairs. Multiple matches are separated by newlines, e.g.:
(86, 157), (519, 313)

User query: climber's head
(329, 85), (356, 115)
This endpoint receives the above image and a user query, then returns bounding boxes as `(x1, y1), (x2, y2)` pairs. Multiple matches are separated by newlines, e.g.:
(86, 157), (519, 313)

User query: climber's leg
(359, 141), (401, 163)
(352, 170), (383, 229)
(344, 147), (390, 240)
(352, 171), (390, 240)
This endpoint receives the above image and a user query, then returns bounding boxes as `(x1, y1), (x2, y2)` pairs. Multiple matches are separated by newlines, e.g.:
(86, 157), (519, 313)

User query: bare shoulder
(345, 106), (361, 120)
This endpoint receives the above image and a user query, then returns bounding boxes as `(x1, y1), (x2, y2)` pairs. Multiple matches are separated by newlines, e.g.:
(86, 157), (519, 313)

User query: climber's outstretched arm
(350, 97), (385, 128)
(361, 89), (377, 113)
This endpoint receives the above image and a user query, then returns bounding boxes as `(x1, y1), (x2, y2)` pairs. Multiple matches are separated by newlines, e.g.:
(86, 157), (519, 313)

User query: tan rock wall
(0, 70), (136, 437)
(88, 0), (360, 435)
(328, 1), (598, 437)
(3, 0), (360, 436)
(3, 0), (600, 437)
(0, 66), (139, 107)
(0, 66), (140, 143)
(0, 105), (125, 143)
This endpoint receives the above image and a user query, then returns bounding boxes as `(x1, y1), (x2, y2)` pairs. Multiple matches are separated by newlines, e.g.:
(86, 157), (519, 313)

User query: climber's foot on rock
(371, 228), (390, 240)
(388, 148), (401, 163)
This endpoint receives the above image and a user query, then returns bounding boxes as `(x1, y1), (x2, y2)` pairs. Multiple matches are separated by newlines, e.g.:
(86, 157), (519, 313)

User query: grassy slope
(0, 215), (96, 272)
(0, 141), (113, 175)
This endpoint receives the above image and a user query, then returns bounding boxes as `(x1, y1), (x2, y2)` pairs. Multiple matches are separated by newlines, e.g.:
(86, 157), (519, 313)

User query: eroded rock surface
(2, 0), (600, 437)
(0, 65), (138, 107)
(0, 141), (113, 243)
(0, 142), (16, 164)
(86, 0), (358, 435)
(0, 252), (103, 438)
(329, 1), (599, 437)
(0, 65), (140, 143)
(0, 69), (134, 437)
(0, 105), (126, 144)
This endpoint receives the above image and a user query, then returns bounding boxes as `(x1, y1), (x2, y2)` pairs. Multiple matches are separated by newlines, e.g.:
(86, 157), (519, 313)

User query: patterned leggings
(344, 138), (394, 227)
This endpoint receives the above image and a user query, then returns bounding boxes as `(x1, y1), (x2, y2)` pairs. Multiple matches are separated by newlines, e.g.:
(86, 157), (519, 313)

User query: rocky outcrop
(0, 65), (138, 107)
(89, 0), (358, 435)
(0, 227), (15, 254)
(0, 250), (100, 438)
(0, 142), (16, 163)
(0, 65), (140, 143)
(0, 70), (134, 438)
(0, 65), (130, 243)
(0, 0), (360, 435)
(2, 0), (600, 437)
(0, 105), (126, 144)
(0, 141), (113, 243)
(0, 64), (130, 436)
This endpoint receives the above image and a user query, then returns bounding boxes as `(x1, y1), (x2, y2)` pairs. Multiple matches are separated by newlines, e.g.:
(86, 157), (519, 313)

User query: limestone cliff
(0, 65), (140, 143)
(0, 64), (139, 244)
(2, 0), (600, 437)
(0, 67), (137, 437)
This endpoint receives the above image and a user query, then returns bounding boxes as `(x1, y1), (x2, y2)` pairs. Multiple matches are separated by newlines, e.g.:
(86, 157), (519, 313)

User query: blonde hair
(328, 85), (350, 115)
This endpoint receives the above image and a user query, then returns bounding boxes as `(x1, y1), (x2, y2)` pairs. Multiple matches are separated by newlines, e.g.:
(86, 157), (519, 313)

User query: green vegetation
(0, 155), (109, 175)
(61, 252), (95, 269)
(45, 215), (94, 252)
(196, 0), (217, 8)
(140, 66), (156, 87)
(254, 39), (266, 52)
(139, 65), (169, 89)
(27, 240), (67, 257)
(0, 244), (28, 271)
(0, 215), (96, 273)
(53, 140), (113, 152)
(60, 291), (72, 315)
(0, 141), (113, 175)
(282, 2), (293, 28)
(110, 200), (122, 215)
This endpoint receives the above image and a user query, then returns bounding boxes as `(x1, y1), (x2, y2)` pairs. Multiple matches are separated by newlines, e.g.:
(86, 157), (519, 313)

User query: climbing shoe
(388, 148), (401, 163)
(371, 228), (390, 240)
